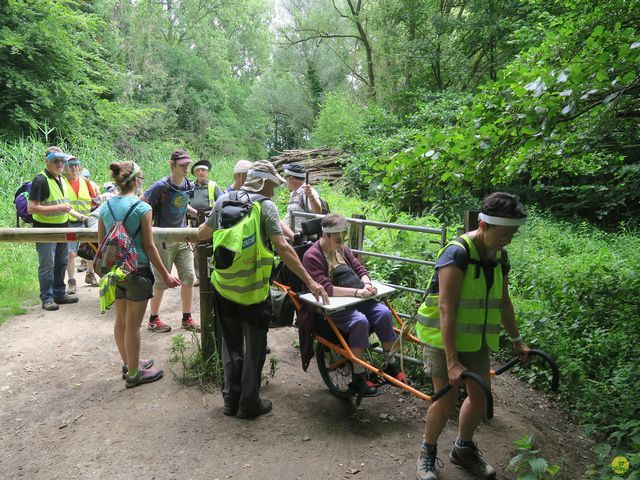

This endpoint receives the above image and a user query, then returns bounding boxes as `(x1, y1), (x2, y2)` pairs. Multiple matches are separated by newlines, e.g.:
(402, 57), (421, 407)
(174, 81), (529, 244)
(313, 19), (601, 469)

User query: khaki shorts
(152, 242), (195, 289)
(424, 343), (490, 379)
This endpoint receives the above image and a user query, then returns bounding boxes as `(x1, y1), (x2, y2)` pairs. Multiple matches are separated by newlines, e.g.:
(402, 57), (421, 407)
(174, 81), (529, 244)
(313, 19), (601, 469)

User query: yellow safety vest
(415, 235), (504, 352)
(207, 181), (218, 208)
(32, 171), (70, 224)
(210, 201), (274, 305)
(64, 176), (92, 215)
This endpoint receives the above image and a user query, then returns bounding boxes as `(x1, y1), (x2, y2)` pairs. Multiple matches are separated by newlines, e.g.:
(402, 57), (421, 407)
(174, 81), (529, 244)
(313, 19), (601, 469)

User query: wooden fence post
(197, 242), (220, 361)
(349, 214), (365, 258)
(463, 210), (481, 233)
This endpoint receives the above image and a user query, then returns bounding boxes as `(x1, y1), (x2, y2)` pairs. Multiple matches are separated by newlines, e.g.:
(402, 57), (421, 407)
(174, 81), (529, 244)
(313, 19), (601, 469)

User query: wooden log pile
(270, 146), (344, 185)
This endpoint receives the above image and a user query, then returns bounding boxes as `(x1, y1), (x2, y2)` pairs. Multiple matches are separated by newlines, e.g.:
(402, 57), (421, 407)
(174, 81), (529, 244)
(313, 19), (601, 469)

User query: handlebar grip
(494, 349), (559, 392)
(430, 371), (494, 420)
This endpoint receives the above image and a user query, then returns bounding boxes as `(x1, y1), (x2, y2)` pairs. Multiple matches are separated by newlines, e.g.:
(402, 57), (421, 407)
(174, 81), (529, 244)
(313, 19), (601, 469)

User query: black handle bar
(493, 348), (559, 392)
(431, 371), (494, 420)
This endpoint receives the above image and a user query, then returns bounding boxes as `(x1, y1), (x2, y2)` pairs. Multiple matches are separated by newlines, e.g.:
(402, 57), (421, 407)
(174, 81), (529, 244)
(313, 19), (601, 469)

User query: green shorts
(424, 343), (490, 379)
(115, 267), (154, 302)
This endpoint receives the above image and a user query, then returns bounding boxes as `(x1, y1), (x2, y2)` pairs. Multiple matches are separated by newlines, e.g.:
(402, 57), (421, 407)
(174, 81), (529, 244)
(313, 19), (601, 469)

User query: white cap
(233, 160), (253, 174)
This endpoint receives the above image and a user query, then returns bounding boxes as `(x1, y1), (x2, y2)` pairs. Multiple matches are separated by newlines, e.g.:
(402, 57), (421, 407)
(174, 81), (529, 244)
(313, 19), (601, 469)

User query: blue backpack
(14, 182), (33, 226)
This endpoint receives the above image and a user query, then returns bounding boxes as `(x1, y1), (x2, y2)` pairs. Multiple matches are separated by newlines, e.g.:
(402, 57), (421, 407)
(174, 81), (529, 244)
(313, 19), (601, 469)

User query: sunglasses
(51, 158), (66, 165)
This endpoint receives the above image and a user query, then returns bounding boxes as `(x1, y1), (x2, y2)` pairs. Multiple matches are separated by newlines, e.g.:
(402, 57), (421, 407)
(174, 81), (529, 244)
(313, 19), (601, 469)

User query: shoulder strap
(123, 200), (142, 239)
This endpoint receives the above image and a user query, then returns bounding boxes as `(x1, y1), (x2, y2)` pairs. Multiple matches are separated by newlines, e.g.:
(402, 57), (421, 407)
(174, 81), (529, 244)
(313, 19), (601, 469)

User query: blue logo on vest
(242, 234), (256, 250)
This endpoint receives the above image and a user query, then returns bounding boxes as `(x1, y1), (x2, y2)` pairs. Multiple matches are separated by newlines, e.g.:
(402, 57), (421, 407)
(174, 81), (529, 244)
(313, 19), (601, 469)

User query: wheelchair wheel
(316, 343), (352, 399)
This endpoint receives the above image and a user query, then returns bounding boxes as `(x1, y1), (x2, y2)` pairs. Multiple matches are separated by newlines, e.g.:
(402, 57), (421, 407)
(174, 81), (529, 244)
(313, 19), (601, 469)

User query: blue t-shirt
(428, 243), (510, 294)
(143, 176), (193, 227)
(99, 196), (152, 266)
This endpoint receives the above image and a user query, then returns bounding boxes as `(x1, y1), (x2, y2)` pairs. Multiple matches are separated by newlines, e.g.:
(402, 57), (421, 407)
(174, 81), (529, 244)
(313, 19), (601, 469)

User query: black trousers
(213, 290), (271, 411)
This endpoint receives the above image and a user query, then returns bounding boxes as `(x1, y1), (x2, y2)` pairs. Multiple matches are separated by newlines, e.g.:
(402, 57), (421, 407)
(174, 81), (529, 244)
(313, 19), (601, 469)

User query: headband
(247, 169), (283, 185)
(193, 165), (209, 171)
(125, 162), (141, 182)
(283, 167), (306, 178)
(478, 212), (526, 226)
(322, 224), (349, 234)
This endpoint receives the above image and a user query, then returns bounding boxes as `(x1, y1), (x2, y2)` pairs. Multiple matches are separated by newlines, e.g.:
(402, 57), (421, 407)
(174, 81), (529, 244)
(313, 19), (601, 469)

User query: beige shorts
(424, 343), (490, 379)
(152, 242), (195, 289)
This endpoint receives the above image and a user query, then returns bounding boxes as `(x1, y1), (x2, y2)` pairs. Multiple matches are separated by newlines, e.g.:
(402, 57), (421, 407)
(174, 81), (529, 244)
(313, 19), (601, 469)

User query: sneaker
(181, 316), (200, 332)
(53, 294), (79, 304)
(416, 443), (442, 480)
(125, 368), (164, 388)
(84, 271), (99, 287)
(384, 362), (412, 385)
(236, 399), (272, 419)
(121, 359), (155, 379)
(148, 318), (172, 333)
(77, 259), (87, 273)
(450, 441), (496, 479)
(67, 278), (77, 295)
(350, 372), (379, 397)
(42, 299), (59, 311)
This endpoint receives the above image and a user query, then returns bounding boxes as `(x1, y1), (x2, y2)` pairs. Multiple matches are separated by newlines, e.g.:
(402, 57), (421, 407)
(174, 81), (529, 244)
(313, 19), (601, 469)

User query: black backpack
(151, 176), (195, 226)
(218, 190), (267, 229)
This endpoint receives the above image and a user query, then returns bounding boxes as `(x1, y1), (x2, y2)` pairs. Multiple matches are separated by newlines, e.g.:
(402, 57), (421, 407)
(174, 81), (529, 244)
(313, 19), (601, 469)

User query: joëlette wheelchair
(272, 218), (559, 413)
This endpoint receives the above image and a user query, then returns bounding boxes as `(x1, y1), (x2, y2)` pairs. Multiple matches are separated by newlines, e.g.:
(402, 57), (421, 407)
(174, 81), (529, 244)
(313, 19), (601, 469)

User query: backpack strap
(107, 199), (142, 239)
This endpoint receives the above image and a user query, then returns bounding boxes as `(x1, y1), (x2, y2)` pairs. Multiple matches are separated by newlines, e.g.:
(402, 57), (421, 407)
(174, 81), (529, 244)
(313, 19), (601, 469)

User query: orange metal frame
(273, 281), (435, 402)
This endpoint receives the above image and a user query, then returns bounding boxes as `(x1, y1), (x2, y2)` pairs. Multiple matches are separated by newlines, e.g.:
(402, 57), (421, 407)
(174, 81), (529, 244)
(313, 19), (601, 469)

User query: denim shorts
(424, 343), (490, 379)
(68, 221), (84, 254)
(115, 267), (154, 302)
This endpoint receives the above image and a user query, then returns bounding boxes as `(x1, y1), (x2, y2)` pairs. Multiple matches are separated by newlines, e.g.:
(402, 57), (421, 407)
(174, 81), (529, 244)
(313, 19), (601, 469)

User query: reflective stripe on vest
(32, 171), (70, 224)
(415, 235), (504, 352)
(65, 176), (92, 215)
(210, 201), (274, 305)
(207, 181), (218, 208)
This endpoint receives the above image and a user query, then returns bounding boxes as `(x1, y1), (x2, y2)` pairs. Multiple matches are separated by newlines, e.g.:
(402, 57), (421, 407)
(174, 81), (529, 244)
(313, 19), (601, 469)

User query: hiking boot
(236, 399), (272, 419)
(54, 294), (79, 304)
(384, 362), (412, 385)
(125, 368), (164, 388)
(450, 440), (496, 479)
(77, 259), (87, 273)
(42, 299), (59, 311)
(223, 399), (239, 416)
(350, 372), (379, 397)
(148, 318), (172, 333)
(121, 359), (155, 379)
(84, 271), (99, 287)
(67, 278), (77, 295)
(181, 316), (200, 332)
(416, 442), (442, 480)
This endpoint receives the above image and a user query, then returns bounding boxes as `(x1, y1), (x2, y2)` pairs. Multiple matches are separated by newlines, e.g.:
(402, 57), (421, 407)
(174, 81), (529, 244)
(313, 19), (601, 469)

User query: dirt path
(0, 281), (592, 479)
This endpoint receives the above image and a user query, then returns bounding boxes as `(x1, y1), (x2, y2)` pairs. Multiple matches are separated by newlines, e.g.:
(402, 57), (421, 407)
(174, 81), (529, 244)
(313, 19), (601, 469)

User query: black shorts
(115, 267), (154, 302)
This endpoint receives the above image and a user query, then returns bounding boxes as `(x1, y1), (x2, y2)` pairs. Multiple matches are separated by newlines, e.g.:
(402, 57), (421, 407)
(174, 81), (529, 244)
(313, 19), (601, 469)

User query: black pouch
(330, 264), (364, 288)
(270, 288), (295, 328)
(77, 242), (97, 260)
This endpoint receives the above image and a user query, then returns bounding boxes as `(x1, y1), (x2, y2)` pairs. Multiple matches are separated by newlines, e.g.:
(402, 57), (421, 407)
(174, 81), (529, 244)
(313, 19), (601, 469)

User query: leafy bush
(509, 211), (640, 470)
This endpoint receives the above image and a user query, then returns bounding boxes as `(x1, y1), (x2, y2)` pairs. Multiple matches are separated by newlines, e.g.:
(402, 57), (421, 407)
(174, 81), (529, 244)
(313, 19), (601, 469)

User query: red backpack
(94, 200), (141, 276)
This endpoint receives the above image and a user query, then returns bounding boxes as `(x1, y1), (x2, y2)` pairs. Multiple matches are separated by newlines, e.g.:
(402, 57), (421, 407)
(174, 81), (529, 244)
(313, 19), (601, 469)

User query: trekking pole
(492, 349), (559, 392)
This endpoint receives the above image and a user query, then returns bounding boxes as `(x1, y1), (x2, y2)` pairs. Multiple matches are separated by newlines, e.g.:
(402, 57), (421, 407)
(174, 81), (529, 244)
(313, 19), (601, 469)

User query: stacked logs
(270, 146), (344, 185)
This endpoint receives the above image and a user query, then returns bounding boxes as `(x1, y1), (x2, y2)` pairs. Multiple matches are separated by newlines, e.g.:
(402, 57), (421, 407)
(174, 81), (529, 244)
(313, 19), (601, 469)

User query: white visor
(478, 212), (526, 226)
(322, 224), (349, 234)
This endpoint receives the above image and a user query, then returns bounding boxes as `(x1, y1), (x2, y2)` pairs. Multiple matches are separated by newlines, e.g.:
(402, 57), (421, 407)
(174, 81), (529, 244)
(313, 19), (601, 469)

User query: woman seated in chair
(302, 213), (409, 396)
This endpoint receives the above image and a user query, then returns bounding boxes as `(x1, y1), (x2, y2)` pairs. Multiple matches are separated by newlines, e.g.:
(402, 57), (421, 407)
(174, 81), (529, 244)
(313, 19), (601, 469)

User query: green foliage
(352, 0), (640, 226)
(509, 434), (560, 479)
(509, 211), (640, 467)
(169, 332), (223, 391)
(0, 0), (144, 141)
